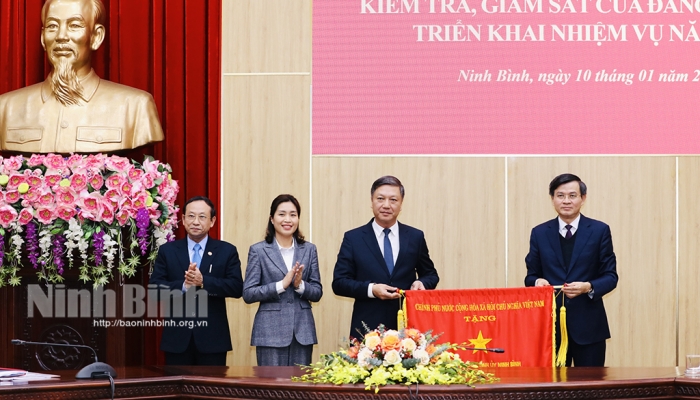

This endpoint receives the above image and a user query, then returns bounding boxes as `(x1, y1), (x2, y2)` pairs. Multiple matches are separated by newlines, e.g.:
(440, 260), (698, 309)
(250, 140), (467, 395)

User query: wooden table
(1, 366), (700, 399)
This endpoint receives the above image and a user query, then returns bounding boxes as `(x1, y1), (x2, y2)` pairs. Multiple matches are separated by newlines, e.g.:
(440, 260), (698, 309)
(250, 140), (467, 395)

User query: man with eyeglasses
(525, 173), (618, 367)
(150, 196), (243, 365)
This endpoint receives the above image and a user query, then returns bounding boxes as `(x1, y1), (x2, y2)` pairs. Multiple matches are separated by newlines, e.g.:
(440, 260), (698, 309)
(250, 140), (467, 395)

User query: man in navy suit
(332, 176), (440, 339)
(525, 173), (618, 367)
(150, 196), (243, 365)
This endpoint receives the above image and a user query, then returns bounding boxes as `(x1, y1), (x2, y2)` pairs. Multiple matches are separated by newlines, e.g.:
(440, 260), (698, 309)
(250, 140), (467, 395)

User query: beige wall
(221, 0), (700, 367)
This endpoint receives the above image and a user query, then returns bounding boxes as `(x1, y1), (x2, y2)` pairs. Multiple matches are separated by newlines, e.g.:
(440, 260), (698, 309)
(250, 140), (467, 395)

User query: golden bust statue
(0, 0), (164, 153)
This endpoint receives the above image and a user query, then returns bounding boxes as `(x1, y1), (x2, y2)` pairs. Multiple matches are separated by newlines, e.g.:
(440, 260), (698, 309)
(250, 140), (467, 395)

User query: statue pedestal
(0, 266), (151, 370)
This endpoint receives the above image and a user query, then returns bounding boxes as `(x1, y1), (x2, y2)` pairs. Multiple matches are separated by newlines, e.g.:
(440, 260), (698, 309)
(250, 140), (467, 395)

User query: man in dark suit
(332, 176), (440, 339)
(525, 173), (618, 367)
(150, 196), (243, 366)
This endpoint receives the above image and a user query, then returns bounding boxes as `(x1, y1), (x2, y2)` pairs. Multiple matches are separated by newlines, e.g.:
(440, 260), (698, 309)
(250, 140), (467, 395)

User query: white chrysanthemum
(383, 349), (402, 366)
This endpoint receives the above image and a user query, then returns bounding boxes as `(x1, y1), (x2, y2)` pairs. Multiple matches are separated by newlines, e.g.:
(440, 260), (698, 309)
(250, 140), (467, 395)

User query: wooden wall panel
(679, 157), (700, 363)
(220, 0), (691, 369)
(311, 157), (506, 357)
(222, 0), (311, 73)
(507, 157), (677, 367)
(220, 75), (310, 365)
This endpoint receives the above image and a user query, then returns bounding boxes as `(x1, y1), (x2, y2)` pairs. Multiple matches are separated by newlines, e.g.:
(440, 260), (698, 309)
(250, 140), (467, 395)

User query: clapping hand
(184, 262), (202, 288)
(283, 262), (304, 290)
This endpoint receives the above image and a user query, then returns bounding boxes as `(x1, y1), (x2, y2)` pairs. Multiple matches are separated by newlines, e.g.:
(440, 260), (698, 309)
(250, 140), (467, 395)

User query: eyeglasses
(555, 193), (579, 200)
(184, 214), (209, 222)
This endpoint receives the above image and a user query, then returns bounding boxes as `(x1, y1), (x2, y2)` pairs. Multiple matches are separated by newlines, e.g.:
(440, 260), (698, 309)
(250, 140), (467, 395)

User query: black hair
(264, 194), (306, 245)
(184, 196), (217, 218)
(370, 175), (404, 198)
(548, 174), (587, 196)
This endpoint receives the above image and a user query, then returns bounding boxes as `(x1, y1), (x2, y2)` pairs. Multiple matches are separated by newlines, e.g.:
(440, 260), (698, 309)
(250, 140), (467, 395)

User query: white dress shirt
(558, 215), (580, 238)
(367, 220), (400, 298)
(275, 238), (305, 294)
(182, 236), (209, 291)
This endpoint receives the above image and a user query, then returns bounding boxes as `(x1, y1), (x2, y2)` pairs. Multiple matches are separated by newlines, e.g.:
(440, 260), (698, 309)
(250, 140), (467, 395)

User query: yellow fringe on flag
(556, 305), (568, 367)
(397, 289), (407, 330)
(551, 290), (557, 368)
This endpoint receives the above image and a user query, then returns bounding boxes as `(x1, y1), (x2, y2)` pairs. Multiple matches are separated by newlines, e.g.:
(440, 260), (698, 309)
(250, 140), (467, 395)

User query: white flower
(153, 226), (169, 247)
(39, 228), (52, 252)
(384, 329), (400, 338)
(357, 348), (374, 368)
(102, 229), (119, 269)
(11, 233), (24, 246)
(413, 349), (430, 365)
(383, 349), (402, 366)
(400, 338), (417, 353)
(39, 228), (52, 262)
(9, 233), (24, 265)
(364, 335), (381, 350)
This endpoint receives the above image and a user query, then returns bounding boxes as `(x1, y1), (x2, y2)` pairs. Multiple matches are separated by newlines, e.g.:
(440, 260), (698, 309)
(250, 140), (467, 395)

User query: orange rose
(426, 344), (437, 357)
(347, 345), (360, 359)
(404, 328), (421, 342)
(380, 334), (401, 351)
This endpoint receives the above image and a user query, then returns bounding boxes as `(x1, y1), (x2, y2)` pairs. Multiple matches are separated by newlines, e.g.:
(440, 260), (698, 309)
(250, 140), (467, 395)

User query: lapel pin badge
(208, 252), (212, 256)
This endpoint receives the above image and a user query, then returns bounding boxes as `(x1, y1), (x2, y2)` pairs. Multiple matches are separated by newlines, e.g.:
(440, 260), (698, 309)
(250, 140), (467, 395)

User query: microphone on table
(11, 339), (117, 379)
(463, 346), (505, 353)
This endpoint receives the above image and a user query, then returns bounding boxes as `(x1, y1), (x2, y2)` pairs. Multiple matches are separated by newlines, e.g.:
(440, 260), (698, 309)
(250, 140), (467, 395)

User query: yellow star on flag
(468, 330), (493, 353)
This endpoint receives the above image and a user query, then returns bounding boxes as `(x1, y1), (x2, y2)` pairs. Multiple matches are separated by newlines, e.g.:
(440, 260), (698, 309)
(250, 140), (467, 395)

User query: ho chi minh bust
(0, 0), (164, 154)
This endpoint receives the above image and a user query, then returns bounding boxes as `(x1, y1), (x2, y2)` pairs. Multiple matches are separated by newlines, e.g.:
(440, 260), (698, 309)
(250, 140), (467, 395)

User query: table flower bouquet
(0, 153), (179, 287)
(294, 324), (498, 392)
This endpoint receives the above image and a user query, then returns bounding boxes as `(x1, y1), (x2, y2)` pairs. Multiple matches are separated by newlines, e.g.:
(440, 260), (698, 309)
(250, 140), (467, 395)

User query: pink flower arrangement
(0, 154), (179, 287)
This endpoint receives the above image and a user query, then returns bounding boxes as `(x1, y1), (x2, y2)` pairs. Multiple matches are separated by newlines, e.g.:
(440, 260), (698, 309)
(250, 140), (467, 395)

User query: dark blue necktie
(565, 225), (573, 239)
(383, 228), (394, 274)
(192, 243), (202, 269)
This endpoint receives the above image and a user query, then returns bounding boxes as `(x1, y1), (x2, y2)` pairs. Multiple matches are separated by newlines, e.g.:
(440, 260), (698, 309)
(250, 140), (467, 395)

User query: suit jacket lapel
(362, 221), (389, 275)
(569, 214), (592, 270)
(263, 241), (288, 275)
(294, 241), (306, 265)
(395, 222), (409, 269)
(545, 218), (566, 269)
(200, 238), (219, 275)
(175, 239), (190, 273)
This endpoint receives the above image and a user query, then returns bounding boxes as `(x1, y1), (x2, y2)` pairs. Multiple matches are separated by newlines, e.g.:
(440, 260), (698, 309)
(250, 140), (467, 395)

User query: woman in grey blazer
(243, 194), (323, 366)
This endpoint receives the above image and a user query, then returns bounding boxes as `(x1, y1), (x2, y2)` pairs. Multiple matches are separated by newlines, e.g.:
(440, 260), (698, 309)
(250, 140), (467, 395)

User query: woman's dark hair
(265, 194), (306, 244)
